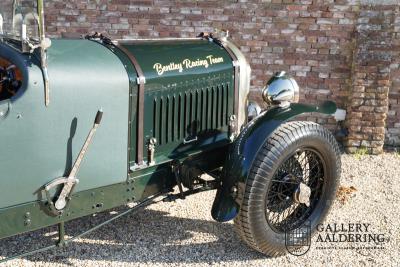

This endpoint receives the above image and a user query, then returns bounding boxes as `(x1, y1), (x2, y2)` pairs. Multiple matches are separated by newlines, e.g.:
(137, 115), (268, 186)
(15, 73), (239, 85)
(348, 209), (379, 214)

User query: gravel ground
(0, 153), (399, 267)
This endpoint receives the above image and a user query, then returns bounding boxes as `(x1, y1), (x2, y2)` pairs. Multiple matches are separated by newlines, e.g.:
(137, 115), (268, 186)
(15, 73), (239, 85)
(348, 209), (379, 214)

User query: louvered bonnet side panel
(119, 39), (235, 166)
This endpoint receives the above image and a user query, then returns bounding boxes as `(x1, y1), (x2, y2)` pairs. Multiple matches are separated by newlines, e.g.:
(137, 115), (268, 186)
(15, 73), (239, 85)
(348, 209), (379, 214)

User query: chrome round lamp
(262, 71), (300, 107)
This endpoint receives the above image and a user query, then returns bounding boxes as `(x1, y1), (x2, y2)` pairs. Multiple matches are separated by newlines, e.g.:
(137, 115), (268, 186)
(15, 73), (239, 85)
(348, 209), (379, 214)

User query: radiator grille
(152, 84), (231, 146)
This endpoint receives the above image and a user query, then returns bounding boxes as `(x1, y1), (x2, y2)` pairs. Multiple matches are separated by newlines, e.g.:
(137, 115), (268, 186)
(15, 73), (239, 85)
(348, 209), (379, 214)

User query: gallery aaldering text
(315, 223), (385, 243)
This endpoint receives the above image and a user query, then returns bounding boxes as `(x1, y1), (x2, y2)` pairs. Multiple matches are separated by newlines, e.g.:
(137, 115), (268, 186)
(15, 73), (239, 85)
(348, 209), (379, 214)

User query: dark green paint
(0, 36), (338, 247)
(0, 38), (237, 241)
(0, 142), (228, 240)
(0, 182), (134, 240)
(120, 40), (235, 165)
(0, 163), (172, 240)
(211, 101), (337, 222)
(0, 40), (130, 208)
(101, 42), (139, 169)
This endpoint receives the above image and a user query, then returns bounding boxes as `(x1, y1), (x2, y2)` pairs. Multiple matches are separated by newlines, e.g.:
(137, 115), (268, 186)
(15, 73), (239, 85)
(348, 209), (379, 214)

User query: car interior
(0, 57), (22, 102)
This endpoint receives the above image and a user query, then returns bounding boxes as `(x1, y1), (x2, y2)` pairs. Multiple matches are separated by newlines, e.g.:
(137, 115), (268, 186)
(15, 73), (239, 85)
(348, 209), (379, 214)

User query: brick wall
(345, 4), (395, 154)
(387, 8), (400, 147)
(1, 0), (399, 153)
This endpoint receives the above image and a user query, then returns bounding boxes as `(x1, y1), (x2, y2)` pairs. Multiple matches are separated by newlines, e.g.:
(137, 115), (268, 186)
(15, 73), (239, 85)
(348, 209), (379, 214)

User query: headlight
(262, 71), (299, 106)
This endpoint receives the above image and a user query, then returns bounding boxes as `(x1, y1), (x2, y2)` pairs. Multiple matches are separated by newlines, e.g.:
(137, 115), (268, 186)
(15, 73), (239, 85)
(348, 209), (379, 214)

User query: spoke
(267, 200), (290, 210)
(285, 204), (301, 228)
(283, 204), (295, 220)
(265, 149), (326, 232)
(268, 190), (289, 196)
(268, 191), (288, 199)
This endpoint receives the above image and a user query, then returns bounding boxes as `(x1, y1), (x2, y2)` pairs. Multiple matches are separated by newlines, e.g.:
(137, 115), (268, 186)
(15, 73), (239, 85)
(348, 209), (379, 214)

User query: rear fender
(211, 101), (337, 222)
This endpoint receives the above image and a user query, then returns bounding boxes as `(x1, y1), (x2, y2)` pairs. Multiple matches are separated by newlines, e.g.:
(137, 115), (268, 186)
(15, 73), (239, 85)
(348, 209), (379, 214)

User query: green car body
(0, 35), (337, 243)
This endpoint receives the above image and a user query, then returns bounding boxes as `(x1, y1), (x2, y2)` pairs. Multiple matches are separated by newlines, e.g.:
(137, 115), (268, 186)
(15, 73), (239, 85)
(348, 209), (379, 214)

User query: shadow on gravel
(0, 205), (267, 265)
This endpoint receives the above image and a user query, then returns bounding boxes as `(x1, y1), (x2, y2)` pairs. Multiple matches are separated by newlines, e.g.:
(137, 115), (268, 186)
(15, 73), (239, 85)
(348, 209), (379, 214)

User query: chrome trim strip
(0, 14), (3, 35)
(114, 43), (146, 165)
(221, 40), (251, 134)
(115, 37), (203, 43)
(222, 44), (240, 132)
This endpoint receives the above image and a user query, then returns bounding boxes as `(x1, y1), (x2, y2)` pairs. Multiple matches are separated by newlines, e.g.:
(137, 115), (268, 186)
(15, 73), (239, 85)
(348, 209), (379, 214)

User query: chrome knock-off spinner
(294, 182), (311, 207)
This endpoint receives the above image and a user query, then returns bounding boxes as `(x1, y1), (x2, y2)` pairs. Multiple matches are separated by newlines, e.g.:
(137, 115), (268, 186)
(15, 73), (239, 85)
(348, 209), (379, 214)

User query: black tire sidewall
(246, 124), (340, 253)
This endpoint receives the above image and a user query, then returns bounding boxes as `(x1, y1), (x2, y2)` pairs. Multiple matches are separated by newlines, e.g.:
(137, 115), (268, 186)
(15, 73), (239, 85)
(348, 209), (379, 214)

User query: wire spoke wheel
(234, 121), (341, 256)
(265, 149), (325, 233)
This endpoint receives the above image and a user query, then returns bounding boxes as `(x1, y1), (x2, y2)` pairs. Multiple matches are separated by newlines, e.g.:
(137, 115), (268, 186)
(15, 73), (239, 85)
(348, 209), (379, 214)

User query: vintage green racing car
(0, 0), (341, 260)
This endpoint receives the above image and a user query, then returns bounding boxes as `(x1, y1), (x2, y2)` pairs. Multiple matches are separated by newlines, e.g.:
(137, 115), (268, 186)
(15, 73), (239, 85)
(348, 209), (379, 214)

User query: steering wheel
(0, 65), (21, 100)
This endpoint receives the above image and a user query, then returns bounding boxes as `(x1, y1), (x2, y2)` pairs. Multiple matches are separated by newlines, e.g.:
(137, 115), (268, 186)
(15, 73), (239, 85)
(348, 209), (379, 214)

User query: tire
(234, 121), (341, 256)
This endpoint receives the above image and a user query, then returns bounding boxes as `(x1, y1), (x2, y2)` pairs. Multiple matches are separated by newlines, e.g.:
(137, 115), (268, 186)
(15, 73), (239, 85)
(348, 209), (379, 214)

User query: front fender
(211, 101), (337, 222)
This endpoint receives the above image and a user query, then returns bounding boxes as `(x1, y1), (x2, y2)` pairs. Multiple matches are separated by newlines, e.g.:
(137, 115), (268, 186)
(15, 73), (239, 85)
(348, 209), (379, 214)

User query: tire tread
(234, 121), (341, 256)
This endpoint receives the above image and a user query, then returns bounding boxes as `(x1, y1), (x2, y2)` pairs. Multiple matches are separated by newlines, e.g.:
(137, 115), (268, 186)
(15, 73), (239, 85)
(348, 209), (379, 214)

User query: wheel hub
(265, 149), (325, 232)
(293, 182), (311, 207)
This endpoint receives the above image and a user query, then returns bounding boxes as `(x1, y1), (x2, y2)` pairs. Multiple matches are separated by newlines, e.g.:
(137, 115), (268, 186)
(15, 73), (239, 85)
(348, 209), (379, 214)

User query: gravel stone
(0, 153), (399, 267)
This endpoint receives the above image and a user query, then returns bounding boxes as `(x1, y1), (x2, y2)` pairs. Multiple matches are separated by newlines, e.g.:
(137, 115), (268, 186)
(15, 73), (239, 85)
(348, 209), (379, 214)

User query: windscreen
(0, 0), (39, 41)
